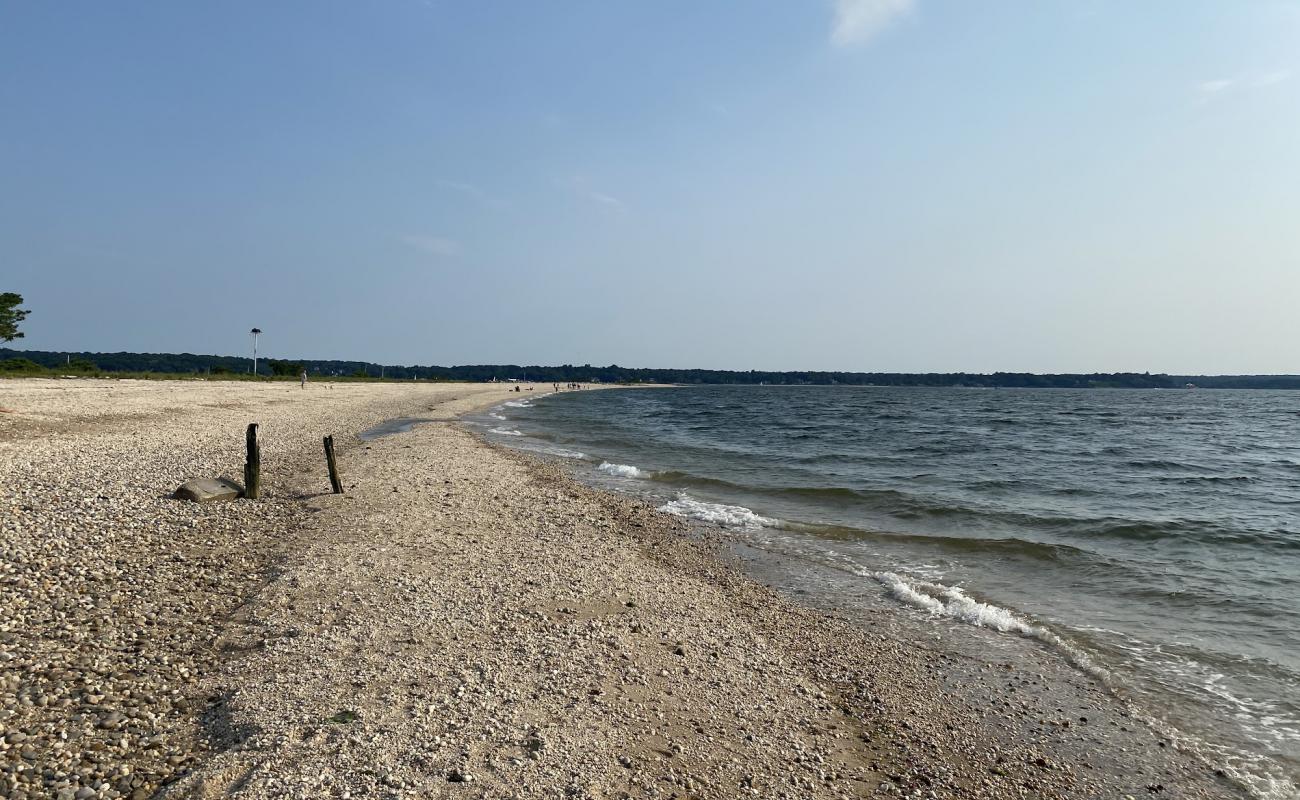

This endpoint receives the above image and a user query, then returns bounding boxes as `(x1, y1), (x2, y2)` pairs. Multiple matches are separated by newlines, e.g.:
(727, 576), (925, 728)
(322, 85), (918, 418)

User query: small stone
(173, 478), (244, 503)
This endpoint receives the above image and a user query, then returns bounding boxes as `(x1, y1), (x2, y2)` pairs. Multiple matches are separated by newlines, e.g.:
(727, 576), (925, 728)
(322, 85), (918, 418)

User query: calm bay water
(475, 386), (1300, 798)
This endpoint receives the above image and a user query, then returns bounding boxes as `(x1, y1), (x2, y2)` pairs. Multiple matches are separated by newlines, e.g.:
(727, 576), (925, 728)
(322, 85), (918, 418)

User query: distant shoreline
(4, 347), (1298, 389)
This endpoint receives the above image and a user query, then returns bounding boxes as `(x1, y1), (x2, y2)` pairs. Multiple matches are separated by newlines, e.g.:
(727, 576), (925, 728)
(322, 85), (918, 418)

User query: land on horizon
(2, 346), (1298, 389)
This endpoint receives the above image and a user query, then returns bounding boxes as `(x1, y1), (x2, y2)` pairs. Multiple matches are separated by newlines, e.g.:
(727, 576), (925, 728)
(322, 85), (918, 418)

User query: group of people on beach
(553, 383), (585, 391)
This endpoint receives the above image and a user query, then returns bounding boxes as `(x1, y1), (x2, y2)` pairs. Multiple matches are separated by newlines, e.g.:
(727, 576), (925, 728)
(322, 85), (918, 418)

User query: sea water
(473, 386), (1300, 798)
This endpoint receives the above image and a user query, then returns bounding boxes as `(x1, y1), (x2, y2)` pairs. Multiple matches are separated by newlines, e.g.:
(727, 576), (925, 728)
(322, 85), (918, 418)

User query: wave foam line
(489, 427), (523, 436)
(546, 448), (586, 460)
(863, 570), (1112, 683)
(597, 462), (646, 478)
(863, 571), (1290, 799)
(657, 492), (776, 530)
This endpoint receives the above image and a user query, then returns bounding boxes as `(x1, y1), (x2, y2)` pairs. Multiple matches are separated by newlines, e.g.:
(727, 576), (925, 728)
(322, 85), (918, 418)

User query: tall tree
(0, 293), (29, 342)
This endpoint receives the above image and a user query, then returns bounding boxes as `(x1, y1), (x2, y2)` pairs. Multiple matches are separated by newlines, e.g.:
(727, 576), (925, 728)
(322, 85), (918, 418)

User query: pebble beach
(0, 380), (1246, 799)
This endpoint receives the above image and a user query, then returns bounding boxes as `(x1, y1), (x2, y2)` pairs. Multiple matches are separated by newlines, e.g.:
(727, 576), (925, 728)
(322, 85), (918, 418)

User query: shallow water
(357, 417), (442, 441)
(474, 386), (1300, 798)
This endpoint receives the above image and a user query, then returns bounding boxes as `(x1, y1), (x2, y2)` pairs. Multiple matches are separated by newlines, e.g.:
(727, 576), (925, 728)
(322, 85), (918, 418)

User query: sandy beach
(0, 380), (1242, 799)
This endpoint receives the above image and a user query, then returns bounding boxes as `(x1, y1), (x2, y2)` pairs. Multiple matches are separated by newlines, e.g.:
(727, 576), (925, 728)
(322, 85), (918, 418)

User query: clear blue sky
(3, 1), (1297, 373)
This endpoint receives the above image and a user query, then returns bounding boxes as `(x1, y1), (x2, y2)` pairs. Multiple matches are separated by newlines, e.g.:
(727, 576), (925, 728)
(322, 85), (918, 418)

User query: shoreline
(478, 386), (1297, 800)
(0, 380), (1244, 799)
(469, 435), (1251, 800)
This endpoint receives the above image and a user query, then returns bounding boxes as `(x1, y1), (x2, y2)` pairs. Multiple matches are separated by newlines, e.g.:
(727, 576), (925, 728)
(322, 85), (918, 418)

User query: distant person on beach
(300, 369), (307, 389)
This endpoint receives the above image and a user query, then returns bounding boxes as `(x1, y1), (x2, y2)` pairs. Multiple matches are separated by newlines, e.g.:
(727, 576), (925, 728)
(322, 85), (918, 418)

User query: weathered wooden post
(244, 423), (261, 499)
(324, 435), (344, 494)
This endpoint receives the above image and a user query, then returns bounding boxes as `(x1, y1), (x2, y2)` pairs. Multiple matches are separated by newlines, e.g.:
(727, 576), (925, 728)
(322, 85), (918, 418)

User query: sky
(2, 0), (1298, 374)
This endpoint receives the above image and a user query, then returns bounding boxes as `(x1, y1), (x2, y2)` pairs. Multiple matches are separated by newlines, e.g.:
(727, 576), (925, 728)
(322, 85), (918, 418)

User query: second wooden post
(244, 423), (261, 500)
(323, 435), (344, 494)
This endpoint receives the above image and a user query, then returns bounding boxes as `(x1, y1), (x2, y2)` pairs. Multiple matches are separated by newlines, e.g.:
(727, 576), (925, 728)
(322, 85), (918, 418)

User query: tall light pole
(250, 328), (262, 376)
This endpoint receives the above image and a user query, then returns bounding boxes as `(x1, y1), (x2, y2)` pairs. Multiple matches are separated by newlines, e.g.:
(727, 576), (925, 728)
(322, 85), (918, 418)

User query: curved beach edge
(0, 380), (1248, 799)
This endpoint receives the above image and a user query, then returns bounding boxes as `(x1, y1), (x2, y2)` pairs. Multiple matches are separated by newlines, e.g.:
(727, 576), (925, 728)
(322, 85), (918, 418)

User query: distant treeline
(2, 348), (1298, 389)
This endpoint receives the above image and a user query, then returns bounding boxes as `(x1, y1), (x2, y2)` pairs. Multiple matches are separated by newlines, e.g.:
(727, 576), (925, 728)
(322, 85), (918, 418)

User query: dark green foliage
(0, 357), (43, 372)
(0, 347), (1297, 388)
(64, 358), (99, 373)
(0, 293), (29, 342)
(268, 360), (305, 376)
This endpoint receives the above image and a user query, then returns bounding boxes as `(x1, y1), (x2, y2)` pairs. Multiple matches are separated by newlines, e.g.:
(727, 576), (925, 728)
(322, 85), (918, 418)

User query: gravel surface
(1, 380), (1244, 799)
(0, 379), (506, 799)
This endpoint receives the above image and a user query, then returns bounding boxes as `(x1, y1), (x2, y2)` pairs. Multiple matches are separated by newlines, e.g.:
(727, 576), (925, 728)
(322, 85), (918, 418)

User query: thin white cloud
(562, 176), (626, 213)
(435, 179), (502, 209)
(1197, 78), (1235, 97)
(830, 0), (915, 47)
(401, 235), (460, 257)
(435, 179), (486, 200)
(1195, 70), (1291, 103)
(587, 190), (624, 210)
(1252, 69), (1292, 88)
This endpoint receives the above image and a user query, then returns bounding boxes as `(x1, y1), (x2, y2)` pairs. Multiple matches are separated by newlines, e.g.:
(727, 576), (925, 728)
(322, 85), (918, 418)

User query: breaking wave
(657, 492), (776, 530)
(863, 569), (1110, 681)
(597, 462), (646, 478)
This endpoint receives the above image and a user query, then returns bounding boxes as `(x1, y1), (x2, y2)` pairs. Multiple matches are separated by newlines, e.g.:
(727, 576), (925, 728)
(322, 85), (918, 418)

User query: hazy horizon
(6, 342), (1300, 379)
(3, 1), (1298, 374)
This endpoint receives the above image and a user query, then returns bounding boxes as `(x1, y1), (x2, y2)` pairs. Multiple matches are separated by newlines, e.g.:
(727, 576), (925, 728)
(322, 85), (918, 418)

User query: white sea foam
(826, 561), (1290, 798)
(658, 492), (776, 530)
(870, 572), (1037, 634)
(546, 448), (587, 460)
(489, 412), (508, 420)
(597, 462), (645, 478)
(503, 400), (533, 408)
(489, 427), (523, 436)
(861, 569), (1112, 683)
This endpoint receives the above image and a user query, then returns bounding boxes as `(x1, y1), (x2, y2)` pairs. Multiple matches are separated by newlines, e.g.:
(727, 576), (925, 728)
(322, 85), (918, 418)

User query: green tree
(0, 293), (29, 342)
(269, 360), (304, 376)
(0, 357), (43, 373)
(65, 358), (99, 374)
